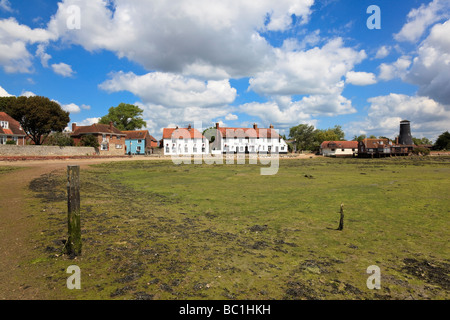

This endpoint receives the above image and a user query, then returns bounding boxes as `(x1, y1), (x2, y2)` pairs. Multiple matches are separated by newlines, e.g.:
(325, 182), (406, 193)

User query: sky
(0, 0), (449, 141)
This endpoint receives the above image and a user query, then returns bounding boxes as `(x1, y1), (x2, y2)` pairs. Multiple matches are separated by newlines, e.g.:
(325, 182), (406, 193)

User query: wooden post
(337, 203), (344, 231)
(66, 165), (82, 256)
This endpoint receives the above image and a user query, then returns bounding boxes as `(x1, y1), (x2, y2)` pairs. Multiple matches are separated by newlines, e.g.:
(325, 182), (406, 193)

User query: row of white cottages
(162, 123), (289, 155)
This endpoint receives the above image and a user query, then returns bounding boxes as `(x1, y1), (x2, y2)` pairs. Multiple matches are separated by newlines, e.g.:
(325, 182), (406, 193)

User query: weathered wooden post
(337, 203), (344, 231)
(66, 165), (82, 256)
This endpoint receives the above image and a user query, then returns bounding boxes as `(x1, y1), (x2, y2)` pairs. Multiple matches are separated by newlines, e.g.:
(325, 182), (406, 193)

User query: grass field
(25, 156), (449, 300)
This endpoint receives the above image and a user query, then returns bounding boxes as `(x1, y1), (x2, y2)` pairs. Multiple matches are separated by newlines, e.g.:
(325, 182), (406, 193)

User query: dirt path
(0, 157), (162, 300)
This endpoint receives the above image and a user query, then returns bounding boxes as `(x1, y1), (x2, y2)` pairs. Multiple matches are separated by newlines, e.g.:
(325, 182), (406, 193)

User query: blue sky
(0, 0), (449, 140)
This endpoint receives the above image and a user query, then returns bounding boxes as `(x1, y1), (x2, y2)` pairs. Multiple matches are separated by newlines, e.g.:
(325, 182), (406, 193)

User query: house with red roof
(0, 112), (27, 145)
(162, 123), (288, 155)
(162, 124), (209, 155)
(211, 123), (288, 154)
(320, 141), (358, 157)
(71, 122), (126, 155)
(122, 130), (158, 155)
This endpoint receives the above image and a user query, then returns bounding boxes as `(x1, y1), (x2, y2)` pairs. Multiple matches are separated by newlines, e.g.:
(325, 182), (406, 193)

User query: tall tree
(10, 96), (70, 145)
(99, 103), (147, 130)
(0, 96), (17, 115)
(433, 131), (450, 150)
(289, 124), (319, 151)
(316, 125), (345, 143)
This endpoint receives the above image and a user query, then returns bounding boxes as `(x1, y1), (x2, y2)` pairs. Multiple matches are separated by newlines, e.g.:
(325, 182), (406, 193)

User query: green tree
(289, 124), (319, 151)
(202, 127), (216, 143)
(80, 134), (100, 148)
(0, 96), (17, 115)
(433, 131), (450, 150)
(99, 103), (146, 130)
(316, 125), (345, 144)
(352, 134), (366, 142)
(10, 96), (70, 145)
(412, 137), (433, 146)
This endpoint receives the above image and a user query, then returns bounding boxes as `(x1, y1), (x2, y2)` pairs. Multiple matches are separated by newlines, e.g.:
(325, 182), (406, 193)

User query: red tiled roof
(0, 112), (26, 136)
(122, 130), (148, 139)
(321, 141), (358, 149)
(122, 130), (157, 141)
(360, 138), (390, 149)
(163, 127), (205, 139)
(216, 127), (281, 139)
(71, 123), (125, 136)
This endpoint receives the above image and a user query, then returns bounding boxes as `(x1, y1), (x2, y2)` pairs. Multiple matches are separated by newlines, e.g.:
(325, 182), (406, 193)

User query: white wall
(322, 147), (356, 157)
(222, 137), (288, 153)
(163, 138), (209, 155)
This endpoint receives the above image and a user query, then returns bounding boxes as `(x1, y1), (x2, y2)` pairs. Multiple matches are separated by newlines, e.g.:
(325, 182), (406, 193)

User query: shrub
(44, 132), (74, 147)
(412, 147), (430, 156)
(80, 134), (100, 148)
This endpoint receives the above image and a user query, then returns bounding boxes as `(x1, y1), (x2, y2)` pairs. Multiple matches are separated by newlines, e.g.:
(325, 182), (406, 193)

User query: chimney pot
(269, 124), (274, 129)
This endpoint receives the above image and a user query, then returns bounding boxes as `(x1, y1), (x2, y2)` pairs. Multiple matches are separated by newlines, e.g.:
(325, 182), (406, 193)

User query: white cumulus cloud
(346, 71), (377, 86)
(47, 0), (316, 78)
(51, 62), (75, 77)
(99, 71), (237, 109)
(0, 17), (56, 73)
(345, 93), (450, 141)
(249, 38), (367, 96)
(394, 0), (450, 43)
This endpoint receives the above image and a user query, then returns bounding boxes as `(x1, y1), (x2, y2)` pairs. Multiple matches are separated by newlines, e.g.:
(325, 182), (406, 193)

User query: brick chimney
(188, 124), (191, 130)
(253, 123), (258, 129)
(109, 121), (113, 131)
(269, 124), (274, 129)
(216, 122), (220, 129)
(72, 123), (77, 132)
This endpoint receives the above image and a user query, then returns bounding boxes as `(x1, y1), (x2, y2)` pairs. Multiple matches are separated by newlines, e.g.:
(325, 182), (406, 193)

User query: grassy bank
(25, 156), (449, 299)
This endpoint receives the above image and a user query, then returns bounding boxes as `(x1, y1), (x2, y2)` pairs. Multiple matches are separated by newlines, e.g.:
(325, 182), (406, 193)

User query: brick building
(71, 122), (126, 155)
(0, 112), (27, 145)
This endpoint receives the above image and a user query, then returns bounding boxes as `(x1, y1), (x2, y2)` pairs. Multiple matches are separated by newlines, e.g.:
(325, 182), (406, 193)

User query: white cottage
(163, 125), (209, 155)
(320, 141), (358, 157)
(209, 123), (288, 154)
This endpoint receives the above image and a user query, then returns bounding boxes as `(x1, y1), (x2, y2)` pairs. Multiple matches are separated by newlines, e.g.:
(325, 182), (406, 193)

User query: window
(331, 148), (335, 151)
(136, 146), (141, 152)
(116, 144), (122, 149)
(102, 134), (107, 141)
(0, 121), (9, 129)
(341, 149), (345, 152)
(0, 136), (5, 144)
(138, 140), (142, 144)
(101, 143), (108, 151)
